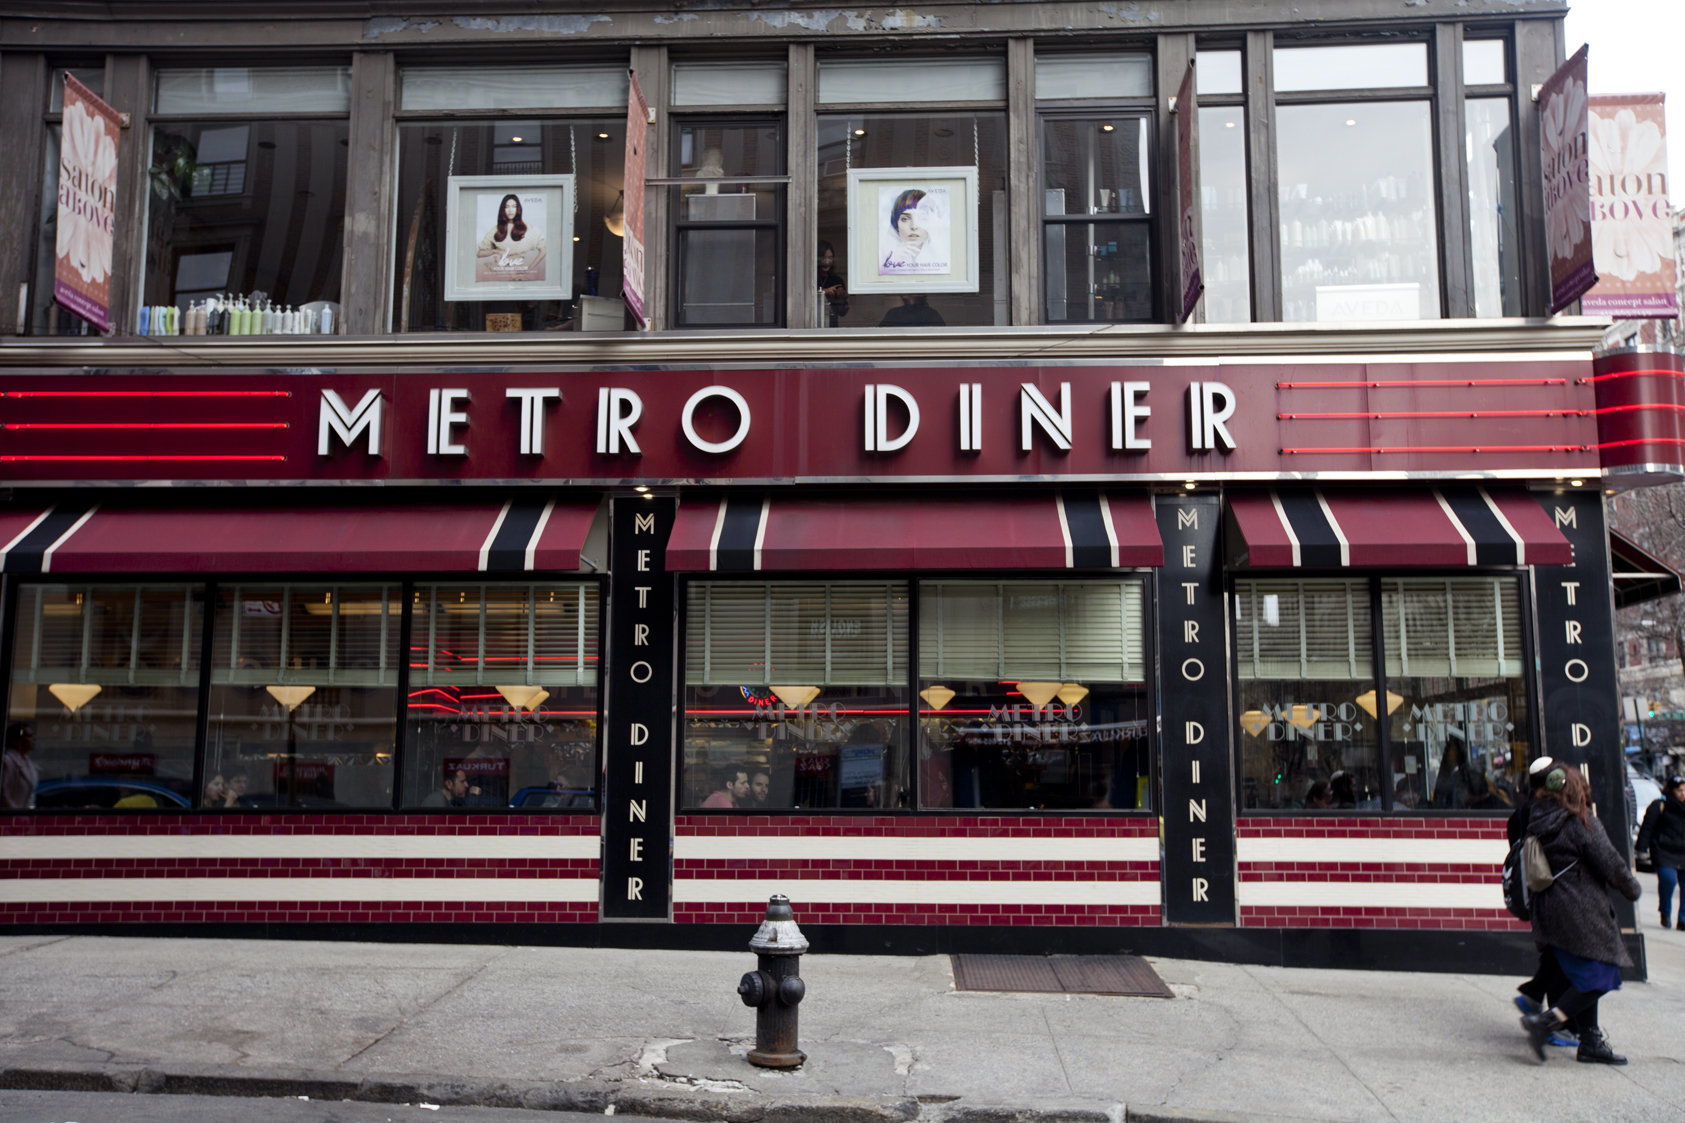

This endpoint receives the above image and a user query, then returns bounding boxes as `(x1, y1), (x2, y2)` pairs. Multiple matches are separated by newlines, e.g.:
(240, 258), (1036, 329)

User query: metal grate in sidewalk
(950, 953), (1174, 998)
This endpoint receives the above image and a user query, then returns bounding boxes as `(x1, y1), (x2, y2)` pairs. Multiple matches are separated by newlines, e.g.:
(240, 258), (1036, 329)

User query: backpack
(1501, 832), (1578, 920)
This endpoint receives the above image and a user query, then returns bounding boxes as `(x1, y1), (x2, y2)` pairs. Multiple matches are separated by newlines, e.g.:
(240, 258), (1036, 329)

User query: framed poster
(845, 166), (979, 294)
(443, 174), (574, 302)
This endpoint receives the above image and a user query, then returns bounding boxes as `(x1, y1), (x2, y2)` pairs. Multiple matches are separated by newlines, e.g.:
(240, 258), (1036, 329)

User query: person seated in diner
(701, 763), (749, 808)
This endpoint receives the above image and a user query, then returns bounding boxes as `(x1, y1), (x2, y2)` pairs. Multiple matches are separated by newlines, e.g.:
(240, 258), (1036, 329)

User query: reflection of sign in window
(839, 744), (883, 789)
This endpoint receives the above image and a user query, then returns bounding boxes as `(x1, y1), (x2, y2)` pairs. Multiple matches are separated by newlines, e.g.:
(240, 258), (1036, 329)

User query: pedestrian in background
(1508, 756), (1575, 1048)
(1519, 766), (1643, 1065)
(1635, 774), (1685, 931)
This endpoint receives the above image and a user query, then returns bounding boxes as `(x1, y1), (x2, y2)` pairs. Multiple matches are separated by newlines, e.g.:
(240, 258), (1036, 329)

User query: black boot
(1521, 1010), (1561, 1061)
(1676, 918), (1684, 931)
(1576, 1028), (1628, 1065)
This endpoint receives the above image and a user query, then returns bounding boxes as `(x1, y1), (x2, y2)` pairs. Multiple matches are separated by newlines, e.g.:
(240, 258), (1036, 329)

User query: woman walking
(1635, 774), (1685, 930)
(1519, 766), (1643, 1064)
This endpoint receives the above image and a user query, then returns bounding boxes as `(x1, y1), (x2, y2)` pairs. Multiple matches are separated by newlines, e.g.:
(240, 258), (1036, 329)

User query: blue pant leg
(1658, 864), (1679, 923)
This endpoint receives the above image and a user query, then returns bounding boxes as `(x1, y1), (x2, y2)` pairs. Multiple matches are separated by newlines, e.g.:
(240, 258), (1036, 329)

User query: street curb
(0, 1063), (1282, 1123)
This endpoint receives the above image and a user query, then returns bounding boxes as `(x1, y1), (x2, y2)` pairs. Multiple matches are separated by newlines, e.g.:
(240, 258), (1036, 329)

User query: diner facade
(0, 0), (1673, 972)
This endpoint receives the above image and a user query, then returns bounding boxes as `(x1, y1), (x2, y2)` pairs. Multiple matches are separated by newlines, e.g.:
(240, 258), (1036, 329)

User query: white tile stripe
(673, 878), (1160, 906)
(676, 836), (1160, 862)
(0, 877), (600, 904)
(1238, 837), (1505, 864)
(1239, 881), (1503, 910)
(1, 835), (599, 861)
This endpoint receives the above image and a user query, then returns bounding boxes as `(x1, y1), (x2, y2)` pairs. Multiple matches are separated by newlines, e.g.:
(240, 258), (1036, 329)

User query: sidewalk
(2, 916), (1684, 1122)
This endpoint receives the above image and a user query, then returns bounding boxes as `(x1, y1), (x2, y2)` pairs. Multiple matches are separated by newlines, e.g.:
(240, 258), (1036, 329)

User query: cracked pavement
(0, 927), (1683, 1121)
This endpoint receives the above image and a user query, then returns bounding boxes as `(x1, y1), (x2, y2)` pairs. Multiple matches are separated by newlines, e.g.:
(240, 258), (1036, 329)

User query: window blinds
(1235, 578), (1371, 680)
(212, 585), (401, 688)
(411, 584), (599, 688)
(918, 580), (1145, 682)
(1383, 577), (1522, 678)
(685, 581), (908, 686)
(13, 584), (203, 687)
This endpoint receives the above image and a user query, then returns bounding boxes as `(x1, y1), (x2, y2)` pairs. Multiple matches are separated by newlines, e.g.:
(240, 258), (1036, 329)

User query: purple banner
(1539, 46), (1597, 315)
(1176, 63), (1203, 323)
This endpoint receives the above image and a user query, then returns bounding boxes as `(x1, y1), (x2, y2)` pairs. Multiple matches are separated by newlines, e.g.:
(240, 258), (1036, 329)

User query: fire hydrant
(737, 894), (808, 1068)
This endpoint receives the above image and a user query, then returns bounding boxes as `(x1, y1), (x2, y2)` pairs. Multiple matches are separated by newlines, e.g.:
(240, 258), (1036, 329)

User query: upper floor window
(817, 57), (1007, 328)
(393, 64), (629, 333)
(1196, 49), (1250, 323)
(1271, 42), (1440, 323)
(144, 67), (352, 331)
(1037, 54), (1155, 324)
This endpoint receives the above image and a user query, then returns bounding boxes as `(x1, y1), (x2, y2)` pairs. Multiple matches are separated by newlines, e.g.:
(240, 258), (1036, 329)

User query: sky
(1564, 0), (1684, 204)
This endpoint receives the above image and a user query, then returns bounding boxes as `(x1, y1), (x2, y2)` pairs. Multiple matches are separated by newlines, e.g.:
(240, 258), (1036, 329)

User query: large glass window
(145, 67), (351, 328)
(1383, 578), (1528, 810)
(818, 56), (1007, 329)
(682, 582), (910, 809)
(7, 585), (202, 810)
(207, 584), (398, 809)
(1276, 100), (1440, 322)
(919, 581), (1151, 810)
(1236, 580), (1379, 811)
(403, 584), (600, 809)
(672, 119), (785, 327)
(393, 119), (627, 332)
(1237, 575), (1533, 813)
(1196, 50), (1250, 323)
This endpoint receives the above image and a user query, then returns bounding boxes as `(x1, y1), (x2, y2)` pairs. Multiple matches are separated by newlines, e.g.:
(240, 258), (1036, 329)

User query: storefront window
(1383, 578), (1529, 810)
(6, 585), (202, 810)
(919, 581), (1150, 810)
(403, 584), (600, 810)
(1236, 579), (1380, 810)
(671, 119), (785, 327)
(207, 584), (397, 809)
(145, 68), (351, 327)
(682, 581), (910, 810)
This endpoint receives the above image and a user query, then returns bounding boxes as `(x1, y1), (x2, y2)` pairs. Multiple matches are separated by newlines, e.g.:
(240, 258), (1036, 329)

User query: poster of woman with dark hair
(474, 191), (547, 284)
(878, 184), (951, 275)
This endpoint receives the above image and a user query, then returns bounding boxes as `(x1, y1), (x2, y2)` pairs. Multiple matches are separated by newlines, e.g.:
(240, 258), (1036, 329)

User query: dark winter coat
(1636, 794), (1685, 869)
(1526, 799), (1643, 967)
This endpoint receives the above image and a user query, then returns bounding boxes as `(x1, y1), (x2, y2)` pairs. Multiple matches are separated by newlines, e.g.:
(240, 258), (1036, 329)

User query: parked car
(1628, 762), (1664, 872)
(34, 779), (192, 810)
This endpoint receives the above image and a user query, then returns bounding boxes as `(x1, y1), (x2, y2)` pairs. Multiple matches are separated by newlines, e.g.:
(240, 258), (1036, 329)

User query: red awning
(0, 495), (602, 575)
(1229, 488), (1573, 568)
(667, 492), (1163, 572)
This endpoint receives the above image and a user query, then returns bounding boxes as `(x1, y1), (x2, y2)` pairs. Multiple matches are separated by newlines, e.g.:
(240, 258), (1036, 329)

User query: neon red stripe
(1275, 378), (1569, 389)
(1, 390), (291, 398)
(0, 454), (288, 462)
(1280, 445), (1583, 454)
(1593, 437), (1685, 450)
(3, 422), (288, 430)
(1590, 402), (1685, 415)
(1581, 367), (1685, 383)
(1277, 409), (1581, 420)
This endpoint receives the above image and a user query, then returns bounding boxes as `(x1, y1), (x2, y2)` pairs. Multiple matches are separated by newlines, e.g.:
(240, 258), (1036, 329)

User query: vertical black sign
(601, 496), (676, 920)
(1156, 492), (1236, 924)
(1532, 491), (1630, 921)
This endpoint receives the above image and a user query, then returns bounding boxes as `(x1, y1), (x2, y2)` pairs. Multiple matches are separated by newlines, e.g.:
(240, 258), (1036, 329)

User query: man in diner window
(748, 766), (771, 808)
(702, 763), (750, 808)
(423, 767), (474, 808)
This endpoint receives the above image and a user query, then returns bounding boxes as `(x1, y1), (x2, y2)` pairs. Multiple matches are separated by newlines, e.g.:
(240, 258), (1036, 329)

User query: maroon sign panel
(0, 357), (1597, 485)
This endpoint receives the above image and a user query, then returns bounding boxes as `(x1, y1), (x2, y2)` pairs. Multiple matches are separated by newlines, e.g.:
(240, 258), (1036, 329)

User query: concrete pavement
(2, 915), (1683, 1122)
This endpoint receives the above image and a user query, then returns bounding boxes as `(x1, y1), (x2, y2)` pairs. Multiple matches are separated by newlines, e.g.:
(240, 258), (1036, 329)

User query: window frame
(1230, 568), (1541, 815)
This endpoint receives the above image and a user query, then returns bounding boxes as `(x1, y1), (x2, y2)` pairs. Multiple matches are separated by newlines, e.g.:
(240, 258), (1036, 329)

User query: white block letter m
(318, 389), (384, 457)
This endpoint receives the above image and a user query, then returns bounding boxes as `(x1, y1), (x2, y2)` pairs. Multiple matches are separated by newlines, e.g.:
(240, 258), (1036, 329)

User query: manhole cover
(951, 954), (1173, 998)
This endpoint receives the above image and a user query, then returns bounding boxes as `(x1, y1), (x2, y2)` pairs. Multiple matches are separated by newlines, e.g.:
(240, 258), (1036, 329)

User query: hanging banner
(623, 70), (651, 329)
(1176, 62), (1203, 323)
(1539, 46), (1597, 315)
(54, 74), (121, 333)
(1583, 93), (1678, 319)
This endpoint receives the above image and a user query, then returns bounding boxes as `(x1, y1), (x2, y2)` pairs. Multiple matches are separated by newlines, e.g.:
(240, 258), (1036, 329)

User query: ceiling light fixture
(48, 683), (102, 714)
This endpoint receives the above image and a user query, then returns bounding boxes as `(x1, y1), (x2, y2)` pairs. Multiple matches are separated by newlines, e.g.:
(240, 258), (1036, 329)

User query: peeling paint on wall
(452, 14), (611, 35)
(365, 17), (437, 38)
(879, 8), (942, 30)
(1098, 3), (1162, 22)
(748, 9), (852, 32)
(653, 13), (700, 23)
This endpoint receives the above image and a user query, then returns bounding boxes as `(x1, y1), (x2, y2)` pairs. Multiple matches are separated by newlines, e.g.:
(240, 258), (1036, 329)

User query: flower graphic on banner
(1588, 107), (1670, 281)
(1541, 74), (1589, 263)
(57, 98), (118, 284)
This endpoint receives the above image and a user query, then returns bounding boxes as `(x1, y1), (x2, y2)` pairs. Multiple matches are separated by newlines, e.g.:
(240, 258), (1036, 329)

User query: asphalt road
(0, 1090), (613, 1123)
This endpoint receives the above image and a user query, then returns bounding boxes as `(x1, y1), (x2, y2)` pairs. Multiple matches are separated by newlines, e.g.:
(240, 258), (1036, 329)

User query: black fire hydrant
(737, 894), (808, 1068)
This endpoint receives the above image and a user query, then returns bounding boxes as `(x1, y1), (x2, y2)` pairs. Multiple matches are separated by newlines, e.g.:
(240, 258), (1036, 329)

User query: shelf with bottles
(139, 294), (341, 337)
